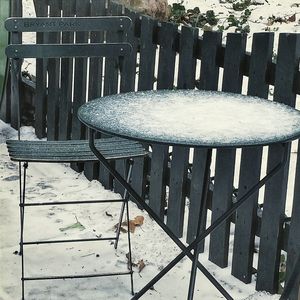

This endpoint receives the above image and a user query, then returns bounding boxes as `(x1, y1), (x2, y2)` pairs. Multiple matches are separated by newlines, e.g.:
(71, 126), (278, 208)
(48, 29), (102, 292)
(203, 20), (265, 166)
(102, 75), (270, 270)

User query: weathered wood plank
(138, 16), (157, 91)
(231, 32), (274, 283)
(149, 21), (177, 220)
(114, 9), (139, 195)
(47, 0), (61, 141)
(69, 0), (90, 175)
(187, 148), (210, 247)
(88, 0), (106, 100)
(72, 0), (90, 141)
(167, 146), (189, 237)
(156, 22), (177, 90)
(256, 33), (300, 294)
(167, 26), (197, 237)
(186, 31), (222, 249)
(83, 0), (106, 180)
(0, 0), (10, 123)
(149, 144), (169, 219)
(287, 137), (300, 299)
(177, 26), (198, 89)
(120, 9), (138, 93)
(58, 0), (76, 140)
(99, 1), (122, 189)
(198, 31), (222, 91)
(0, 72), (10, 123)
(208, 148), (236, 267)
(34, 0), (48, 138)
(103, 1), (122, 97)
(7, 0), (22, 127)
(130, 16), (157, 201)
(209, 33), (246, 268)
(9, 59), (21, 136)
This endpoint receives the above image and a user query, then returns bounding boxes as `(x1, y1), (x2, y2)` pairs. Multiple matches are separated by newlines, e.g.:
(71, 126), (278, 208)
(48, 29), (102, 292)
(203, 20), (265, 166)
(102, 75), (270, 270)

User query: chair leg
(19, 162), (28, 300)
(114, 160), (133, 250)
(113, 159), (134, 295)
(126, 198), (134, 295)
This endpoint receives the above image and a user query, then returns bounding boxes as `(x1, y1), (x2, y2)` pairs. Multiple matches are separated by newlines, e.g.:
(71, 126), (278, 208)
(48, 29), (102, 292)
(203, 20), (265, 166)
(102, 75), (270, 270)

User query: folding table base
(89, 129), (289, 300)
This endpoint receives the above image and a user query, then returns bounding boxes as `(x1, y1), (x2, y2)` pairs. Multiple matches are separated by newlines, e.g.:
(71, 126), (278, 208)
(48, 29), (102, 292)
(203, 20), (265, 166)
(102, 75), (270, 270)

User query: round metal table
(78, 89), (300, 299)
(78, 89), (300, 148)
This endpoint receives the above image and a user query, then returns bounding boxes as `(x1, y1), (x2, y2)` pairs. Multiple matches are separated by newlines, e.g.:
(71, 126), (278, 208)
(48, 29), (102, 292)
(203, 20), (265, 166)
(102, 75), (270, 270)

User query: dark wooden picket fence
(1, 0), (300, 298)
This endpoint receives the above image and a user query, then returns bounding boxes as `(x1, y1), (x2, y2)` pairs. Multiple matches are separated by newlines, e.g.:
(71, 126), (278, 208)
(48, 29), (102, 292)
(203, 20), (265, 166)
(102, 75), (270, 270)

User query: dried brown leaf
(133, 216), (144, 226)
(138, 259), (146, 273)
(287, 13), (296, 22)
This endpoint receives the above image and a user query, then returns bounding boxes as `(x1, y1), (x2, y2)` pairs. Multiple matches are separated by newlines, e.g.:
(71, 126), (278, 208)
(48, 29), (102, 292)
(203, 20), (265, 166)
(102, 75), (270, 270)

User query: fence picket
(33, 0), (48, 138)
(287, 139), (300, 300)
(177, 26), (198, 90)
(99, 1), (122, 189)
(114, 9), (139, 195)
(130, 16), (157, 202)
(8, 0), (22, 127)
(197, 31), (222, 91)
(231, 32), (274, 283)
(82, 0), (106, 180)
(257, 33), (300, 294)
(72, 0), (90, 142)
(167, 146), (189, 237)
(156, 22), (177, 90)
(58, 0), (76, 141)
(186, 31), (222, 249)
(167, 26), (197, 237)
(103, 1), (121, 97)
(149, 22), (177, 220)
(149, 144), (169, 219)
(138, 16), (157, 91)
(68, 0), (90, 175)
(209, 33), (246, 268)
(47, 0), (61, 141)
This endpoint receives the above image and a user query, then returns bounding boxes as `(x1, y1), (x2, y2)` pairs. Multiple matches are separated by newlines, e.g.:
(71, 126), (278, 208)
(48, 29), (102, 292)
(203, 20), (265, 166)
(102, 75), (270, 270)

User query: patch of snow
(169, 0), (300, 51)
(0, 119), (282, 299)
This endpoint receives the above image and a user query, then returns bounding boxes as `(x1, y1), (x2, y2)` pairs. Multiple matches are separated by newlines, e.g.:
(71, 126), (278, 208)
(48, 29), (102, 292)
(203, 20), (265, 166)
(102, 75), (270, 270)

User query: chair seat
(6, 137), (148, 162)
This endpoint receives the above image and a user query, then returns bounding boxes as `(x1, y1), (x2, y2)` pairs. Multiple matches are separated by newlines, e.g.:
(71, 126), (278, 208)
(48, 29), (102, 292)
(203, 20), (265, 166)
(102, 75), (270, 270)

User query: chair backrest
(5, 17), (132, 58)
(5, 16), (132, 140)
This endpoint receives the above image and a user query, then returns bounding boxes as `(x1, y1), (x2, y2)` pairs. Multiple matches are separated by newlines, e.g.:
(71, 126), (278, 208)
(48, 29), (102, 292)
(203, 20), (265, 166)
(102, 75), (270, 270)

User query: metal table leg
(89, 129), (232, 300)
(89, 129), (289, 299)
(187, 149), (212, 300)
(132, 143), (289, 299)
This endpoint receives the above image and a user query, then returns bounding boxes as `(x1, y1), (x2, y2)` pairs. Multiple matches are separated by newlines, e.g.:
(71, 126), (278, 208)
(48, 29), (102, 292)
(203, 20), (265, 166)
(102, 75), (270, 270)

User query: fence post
(231, 32), (274, 283)
(187, 31), (222, 249)
(149, 22), (177, 220)
(282, 33), (300, 300)
(209, 33), (246, 268)
(257, 33), (300, 294)
(167, 26), (198, 237)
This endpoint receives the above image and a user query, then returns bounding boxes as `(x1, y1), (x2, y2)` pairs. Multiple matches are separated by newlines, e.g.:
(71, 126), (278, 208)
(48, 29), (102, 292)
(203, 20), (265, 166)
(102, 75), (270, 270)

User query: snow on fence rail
(1, 0), (300, 298)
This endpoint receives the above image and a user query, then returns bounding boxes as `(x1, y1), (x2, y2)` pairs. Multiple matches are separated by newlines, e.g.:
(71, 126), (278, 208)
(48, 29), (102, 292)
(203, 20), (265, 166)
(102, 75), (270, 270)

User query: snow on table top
(78, 89), (300, 148)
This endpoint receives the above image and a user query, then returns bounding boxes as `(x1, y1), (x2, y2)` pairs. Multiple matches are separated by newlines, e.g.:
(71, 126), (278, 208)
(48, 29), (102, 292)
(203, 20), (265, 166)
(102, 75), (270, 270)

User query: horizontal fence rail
(1, 0), (300, 299)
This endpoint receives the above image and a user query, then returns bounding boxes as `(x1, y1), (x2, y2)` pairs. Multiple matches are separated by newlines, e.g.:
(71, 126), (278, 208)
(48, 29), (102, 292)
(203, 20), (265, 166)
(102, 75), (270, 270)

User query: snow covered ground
(170, 0), (300, 51)
(1, 0), (299, 299)
(0, 122), (279, 300)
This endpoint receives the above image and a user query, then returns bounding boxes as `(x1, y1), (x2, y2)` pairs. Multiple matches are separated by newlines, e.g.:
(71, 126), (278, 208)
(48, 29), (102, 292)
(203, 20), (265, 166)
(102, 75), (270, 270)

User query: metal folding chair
(5, 16), (148, 299)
